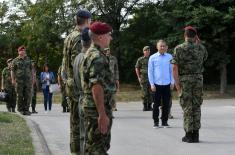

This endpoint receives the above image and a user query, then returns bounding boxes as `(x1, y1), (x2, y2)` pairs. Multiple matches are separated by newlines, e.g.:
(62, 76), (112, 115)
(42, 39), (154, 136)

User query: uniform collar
(185, 38), (195, 43)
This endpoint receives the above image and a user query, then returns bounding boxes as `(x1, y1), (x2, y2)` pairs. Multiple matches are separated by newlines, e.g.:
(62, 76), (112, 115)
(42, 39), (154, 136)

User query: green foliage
(0, 0), (235, 84)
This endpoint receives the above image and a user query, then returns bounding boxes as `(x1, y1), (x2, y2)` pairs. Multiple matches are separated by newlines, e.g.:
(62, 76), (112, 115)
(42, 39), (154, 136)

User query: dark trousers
(42, 86), (53, 111)
(152, 84), (171, 124)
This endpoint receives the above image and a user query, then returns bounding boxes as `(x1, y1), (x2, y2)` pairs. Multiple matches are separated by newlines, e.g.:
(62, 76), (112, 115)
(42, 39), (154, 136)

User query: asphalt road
(1, 99), (235, 155)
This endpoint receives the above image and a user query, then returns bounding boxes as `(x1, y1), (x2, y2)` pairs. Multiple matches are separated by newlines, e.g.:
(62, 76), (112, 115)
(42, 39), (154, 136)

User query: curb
(26, 118), (52, 155)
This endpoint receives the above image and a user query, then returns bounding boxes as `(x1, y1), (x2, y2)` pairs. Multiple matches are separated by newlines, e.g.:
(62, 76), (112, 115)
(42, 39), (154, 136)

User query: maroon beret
(184, 26), (197, 34)
(18, 46), (25, 52)
(90, 22), (112, 35)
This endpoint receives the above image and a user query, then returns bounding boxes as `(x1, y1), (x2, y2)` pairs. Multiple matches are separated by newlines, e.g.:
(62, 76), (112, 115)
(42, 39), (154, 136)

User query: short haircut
(184, 29), (196, 38)
(76, 16), (88, 25)
(156, 39), (167, 46)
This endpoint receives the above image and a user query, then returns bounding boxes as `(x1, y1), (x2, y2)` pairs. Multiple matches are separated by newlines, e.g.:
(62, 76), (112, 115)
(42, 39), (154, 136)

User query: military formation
(0, 7), (207, 154)
(60, 9), (119, 154)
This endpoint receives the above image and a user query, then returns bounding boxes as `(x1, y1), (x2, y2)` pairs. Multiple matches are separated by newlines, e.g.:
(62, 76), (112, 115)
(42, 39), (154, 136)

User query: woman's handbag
(49, 84), (60, 93)
(0, 90), (9, 102)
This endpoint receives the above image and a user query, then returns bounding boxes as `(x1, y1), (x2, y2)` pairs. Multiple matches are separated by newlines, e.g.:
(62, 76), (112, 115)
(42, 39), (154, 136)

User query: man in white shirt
(148, 40), (174, 128)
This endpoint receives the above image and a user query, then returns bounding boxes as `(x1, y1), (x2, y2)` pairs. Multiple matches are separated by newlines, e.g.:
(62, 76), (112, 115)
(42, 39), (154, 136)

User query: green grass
(116, 84), (235, 102)
(0, 112), (34, 155)
(35, 84), (235, 103)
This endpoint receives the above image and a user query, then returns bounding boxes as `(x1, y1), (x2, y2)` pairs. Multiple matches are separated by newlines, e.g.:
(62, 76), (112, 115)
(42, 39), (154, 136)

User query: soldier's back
(175, 41), (207, 77)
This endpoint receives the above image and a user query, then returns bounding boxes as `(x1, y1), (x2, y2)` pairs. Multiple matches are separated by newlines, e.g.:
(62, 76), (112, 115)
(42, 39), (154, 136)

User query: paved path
(1, 99), (235, 155)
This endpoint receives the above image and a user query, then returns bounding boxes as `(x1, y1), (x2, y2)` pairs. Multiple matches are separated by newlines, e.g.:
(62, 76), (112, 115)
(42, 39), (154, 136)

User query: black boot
(12, 108), (16, 113)
(32, 107), (38, 114)
(182, 132), (193, 143)
(193, 130), (199, 143)
(63, 106), (66, 113)
(7, 107), (11, 112)
(143, 103), (148, 111)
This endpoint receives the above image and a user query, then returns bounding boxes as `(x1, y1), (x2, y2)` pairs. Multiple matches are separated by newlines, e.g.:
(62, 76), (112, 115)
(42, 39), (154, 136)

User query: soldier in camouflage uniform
(73, 27), (91, 155)
(104, 48), (119, 111)
(1, 58), (16, 112)
(80, 21), (114, 155)
(61, 9), (91, 155)
(31, 60), (38, 114)
(58, 65), (69, 112)
(11, 46), (32, 115)
(135, 46), (152, 111)
(172, 26), (207, 143)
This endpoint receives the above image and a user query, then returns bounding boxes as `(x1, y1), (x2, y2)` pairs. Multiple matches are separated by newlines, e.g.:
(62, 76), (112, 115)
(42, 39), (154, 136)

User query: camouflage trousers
(140, 82), (152, 107)
(70, 98), (80, 154)
(31, 84), (37, 109)
(180, 78), (203, 132)
(5, 87), (16, 110)
(15, 82), (32, 112)
(110, 94), (117, 110)
(61, 90), (68, 108)
(79, 94), (85, 155)
(83, 107), (112, 155)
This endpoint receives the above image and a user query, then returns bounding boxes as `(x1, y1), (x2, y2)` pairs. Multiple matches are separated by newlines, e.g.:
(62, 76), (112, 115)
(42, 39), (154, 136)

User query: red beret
(90, 22), (112, 35)
(18, 46), (25, 52)
(184, 26), (197, 34)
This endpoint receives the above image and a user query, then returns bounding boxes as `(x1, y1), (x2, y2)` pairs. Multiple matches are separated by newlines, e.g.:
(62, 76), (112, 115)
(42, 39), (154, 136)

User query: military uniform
(80, 43), (114, 155)
(31, 63), (38, 113)
(107, 54), (119, 111)
(2, 66), (16, 112)
(58, 66), (69, 112)
(73, 50), (87, 155)
(172, 38), (207, 142)
(11, 56), (32, 114)
(135, 56), (152, 110)
(61, 26), (82, 154)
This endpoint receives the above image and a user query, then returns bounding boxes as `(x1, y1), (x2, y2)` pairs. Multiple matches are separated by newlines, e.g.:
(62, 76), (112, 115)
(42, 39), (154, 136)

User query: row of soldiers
(60, 9), (119, 155)
(1, 46), (38, 115)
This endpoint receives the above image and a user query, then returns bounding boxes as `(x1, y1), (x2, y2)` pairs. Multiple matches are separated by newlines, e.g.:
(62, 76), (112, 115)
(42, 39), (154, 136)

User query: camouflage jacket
(172, 40), (208, 81)
(80, 44), (115, 108)
(135, 56), (149, 83)
(73, 52), (85, 101)
(61, 26), (82, 98)
(57, 66), (65, 91)
(12, 56), (32, 83)
(2, 67), (14, 89)
(108, 55), (119, 82)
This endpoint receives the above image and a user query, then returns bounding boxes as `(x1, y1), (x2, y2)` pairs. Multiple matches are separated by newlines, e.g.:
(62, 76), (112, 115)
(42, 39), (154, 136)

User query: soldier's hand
(151, 85), (156, 92)
(98, 114), (110, 135)
(138, 77), (142, 83)
(175, 83), (181, 95)
(116, 80), (120, 92)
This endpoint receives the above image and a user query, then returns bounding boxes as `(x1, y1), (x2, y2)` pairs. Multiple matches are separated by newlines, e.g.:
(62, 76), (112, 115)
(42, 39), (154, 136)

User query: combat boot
(63, 106), (66, 113)
(193, 130), (199, 143)
(182, 132), (193, 143)
(23, 111), (31, 116)
(7, 107), (11, 112)
(143, 103), (148, 111)
(12, 108), (16, 113)
(32, 107), (38, 114)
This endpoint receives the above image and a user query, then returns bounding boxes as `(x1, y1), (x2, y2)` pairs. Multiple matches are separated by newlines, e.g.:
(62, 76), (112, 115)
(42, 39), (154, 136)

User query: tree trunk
(220, 64), (227, 94)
